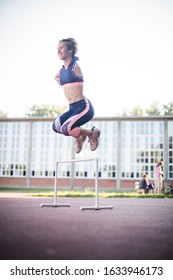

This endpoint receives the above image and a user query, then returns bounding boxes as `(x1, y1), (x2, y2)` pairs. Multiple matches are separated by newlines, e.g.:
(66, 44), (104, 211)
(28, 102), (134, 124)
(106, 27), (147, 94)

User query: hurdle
(40, 157), (113, 210)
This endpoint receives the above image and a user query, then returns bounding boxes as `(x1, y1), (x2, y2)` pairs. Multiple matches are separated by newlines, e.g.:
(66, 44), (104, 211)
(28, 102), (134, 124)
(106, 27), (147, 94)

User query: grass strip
(0, 188), (173, 198)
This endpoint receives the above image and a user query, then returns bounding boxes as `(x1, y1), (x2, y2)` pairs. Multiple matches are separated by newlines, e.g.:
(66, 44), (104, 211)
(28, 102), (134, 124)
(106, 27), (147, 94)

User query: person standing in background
(154, 161), (163, 194)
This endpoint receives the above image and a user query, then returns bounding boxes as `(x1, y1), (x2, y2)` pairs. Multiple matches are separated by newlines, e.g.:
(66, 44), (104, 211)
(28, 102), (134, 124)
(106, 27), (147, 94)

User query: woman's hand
(54, 73), (59, 82)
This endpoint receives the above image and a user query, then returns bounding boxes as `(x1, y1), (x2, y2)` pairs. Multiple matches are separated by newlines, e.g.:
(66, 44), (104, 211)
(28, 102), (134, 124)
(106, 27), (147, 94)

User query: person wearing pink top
(154, 161), (163, 194)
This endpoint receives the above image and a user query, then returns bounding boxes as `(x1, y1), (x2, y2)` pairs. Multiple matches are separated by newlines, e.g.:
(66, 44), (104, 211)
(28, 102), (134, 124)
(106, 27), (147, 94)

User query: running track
(0, 195), (173, 260)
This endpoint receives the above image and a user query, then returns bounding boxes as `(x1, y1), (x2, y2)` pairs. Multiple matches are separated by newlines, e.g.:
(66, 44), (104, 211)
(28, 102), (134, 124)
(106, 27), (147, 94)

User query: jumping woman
(53, 37), (100, 153)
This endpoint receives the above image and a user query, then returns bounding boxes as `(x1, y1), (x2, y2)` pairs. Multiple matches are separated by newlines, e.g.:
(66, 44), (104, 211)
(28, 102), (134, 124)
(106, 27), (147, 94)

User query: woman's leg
(60, 99), (94, 136)
(52, 109), (73, 134)
(61, 99), (100, 153)
(154, 179), (159, 194)
(158, 177), (163, 194)
(53, 99), (100, 153)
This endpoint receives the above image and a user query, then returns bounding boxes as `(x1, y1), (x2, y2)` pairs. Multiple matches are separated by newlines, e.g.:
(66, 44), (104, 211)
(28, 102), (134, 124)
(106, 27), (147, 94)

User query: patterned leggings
(52, 98), (94, 138)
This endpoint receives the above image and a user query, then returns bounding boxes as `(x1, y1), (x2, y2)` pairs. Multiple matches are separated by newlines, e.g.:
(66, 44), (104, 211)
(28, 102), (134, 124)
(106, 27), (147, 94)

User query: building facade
(0, 116), (173, 189)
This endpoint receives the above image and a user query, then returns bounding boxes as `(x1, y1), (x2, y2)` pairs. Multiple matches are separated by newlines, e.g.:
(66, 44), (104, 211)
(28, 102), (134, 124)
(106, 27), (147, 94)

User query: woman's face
(57, 41), (72, 60)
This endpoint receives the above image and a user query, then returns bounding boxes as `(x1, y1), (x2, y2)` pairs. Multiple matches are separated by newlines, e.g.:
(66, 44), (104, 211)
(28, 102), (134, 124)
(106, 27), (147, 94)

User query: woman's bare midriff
(63, 85), (85, 104)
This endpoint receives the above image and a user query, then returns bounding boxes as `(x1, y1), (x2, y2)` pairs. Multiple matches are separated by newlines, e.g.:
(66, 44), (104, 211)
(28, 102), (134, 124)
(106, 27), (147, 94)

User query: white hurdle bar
(40, 157), (113, 210)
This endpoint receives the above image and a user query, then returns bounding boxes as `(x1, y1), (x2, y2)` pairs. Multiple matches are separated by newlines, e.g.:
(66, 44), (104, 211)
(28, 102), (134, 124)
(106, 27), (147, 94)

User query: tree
(145, 101), (162, 116)
(25, 104), (68, 117)
(121, 108), (131, 116)
(163, 102), (173, 115)
(0, 110), (8, 118)
(131, 105), (144, 116)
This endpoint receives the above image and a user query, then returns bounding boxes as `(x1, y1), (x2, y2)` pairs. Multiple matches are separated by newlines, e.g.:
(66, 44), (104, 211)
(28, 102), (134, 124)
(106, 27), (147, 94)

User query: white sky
(0, 0), (173, 117)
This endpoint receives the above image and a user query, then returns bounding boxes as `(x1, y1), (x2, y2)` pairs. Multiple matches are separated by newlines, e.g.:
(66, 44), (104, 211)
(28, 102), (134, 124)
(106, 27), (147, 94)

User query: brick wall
(0, 177), (172, 189)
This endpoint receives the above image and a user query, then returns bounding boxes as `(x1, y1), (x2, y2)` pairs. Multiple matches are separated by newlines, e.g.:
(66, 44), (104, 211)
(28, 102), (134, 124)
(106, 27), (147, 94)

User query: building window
(121, 121), (164, 179)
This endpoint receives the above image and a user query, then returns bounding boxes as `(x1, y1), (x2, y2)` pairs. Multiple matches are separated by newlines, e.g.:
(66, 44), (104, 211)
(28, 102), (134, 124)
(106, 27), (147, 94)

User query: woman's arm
(74, 63), (83, 77)
(146, 179), (149, 186)
(159, 167), (163, 176)
(55, 72), (59, 82)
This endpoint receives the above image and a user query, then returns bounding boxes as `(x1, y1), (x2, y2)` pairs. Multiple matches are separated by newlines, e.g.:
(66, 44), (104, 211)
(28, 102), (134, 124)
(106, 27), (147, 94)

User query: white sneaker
(88, 126), (100, 151)
(74, 135), (87, 154)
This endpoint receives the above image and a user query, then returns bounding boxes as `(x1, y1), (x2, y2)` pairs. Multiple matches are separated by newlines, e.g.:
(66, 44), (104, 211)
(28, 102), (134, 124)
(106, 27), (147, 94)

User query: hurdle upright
(40, 157), (113, 210)
(79, 157), (113, 210)
(40, 159), (71, 208)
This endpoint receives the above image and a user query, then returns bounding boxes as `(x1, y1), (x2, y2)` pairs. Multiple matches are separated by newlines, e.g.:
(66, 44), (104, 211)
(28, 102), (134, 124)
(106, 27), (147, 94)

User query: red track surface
(0, 195), (173, 260)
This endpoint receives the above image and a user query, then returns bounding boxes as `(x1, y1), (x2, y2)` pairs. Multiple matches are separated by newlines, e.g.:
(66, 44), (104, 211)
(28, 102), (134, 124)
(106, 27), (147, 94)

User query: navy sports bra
(59, 57), (84, 86)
